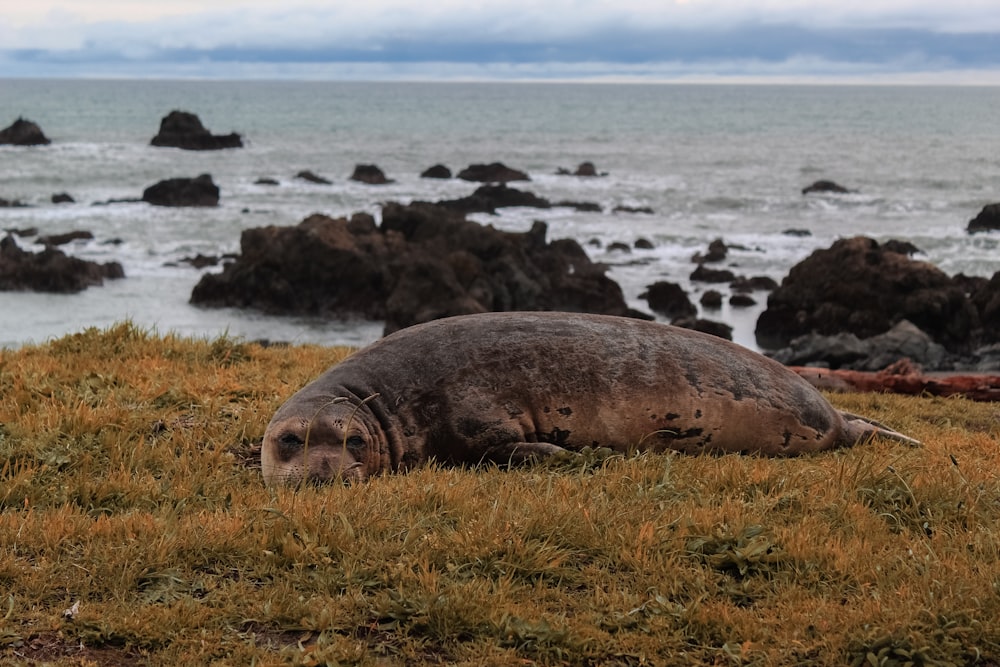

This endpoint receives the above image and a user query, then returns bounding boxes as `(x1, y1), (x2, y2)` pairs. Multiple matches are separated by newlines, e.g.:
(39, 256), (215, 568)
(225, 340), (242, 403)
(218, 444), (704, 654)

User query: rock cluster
(1, 234), (123, 292)
(150, 111), (243, 150)
(190, 202), (647, 334)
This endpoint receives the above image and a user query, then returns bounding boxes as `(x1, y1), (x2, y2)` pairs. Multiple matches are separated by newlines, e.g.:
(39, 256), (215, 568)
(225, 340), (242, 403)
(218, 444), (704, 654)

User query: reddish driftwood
(789, 359), (1000, 402)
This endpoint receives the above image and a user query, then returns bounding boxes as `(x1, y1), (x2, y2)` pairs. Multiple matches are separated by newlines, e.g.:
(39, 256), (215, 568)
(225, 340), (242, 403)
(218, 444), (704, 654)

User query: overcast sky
(2, 0), (1000, 82)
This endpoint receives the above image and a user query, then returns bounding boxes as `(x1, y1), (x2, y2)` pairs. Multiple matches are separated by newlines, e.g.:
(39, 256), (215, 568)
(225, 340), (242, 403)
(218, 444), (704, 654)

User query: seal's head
(261, 396), (381, 485)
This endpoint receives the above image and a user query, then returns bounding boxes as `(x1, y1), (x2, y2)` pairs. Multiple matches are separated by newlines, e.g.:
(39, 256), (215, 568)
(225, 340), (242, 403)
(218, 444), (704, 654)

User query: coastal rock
(700, 290), (723, 309)
(0, 198), (27, 208)
(150, 110), (243, 150)
(557, 161), (606, 177)
(755, 236), (978, 352)
(51, 193), (75, 204)
(142, 174), (220, 207)
(38, 230), (94, 246)
(1, 234), (123, 292)
(690, 264), (736, 283)
(295, 170), (332, 185)
(350, 164), (394, 185)
(639, 281), (697, 319)
(769, 320), (949, 372)
(436, 184), (551, 215)
(692, 238), (728, 263)
(613, 205), (654, 214)
(729, 294), (757, 307)
(190, 202), (646, 335)
(421, 164), (452, 179)
(670, 317), (733, 341)
(556, 200), (602, 212)
(634, 238), (655, 250)
(802, 180), (851, 195)
(0, 117), (50, 145)
(967, 271), (1000, 343)
(255, 178), (280, 186)
(967, 203), (1000, 234)
(457, 162), (530, 183)
(730, 276), (779, 292)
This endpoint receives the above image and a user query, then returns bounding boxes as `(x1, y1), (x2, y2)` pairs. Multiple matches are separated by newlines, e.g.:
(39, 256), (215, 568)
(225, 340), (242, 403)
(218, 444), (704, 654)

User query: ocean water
(2, 79), (999, 350)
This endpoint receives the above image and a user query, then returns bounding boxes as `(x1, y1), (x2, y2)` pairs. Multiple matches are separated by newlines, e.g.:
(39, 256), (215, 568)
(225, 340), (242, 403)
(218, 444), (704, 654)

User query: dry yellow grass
(2, 322), (1000, 666)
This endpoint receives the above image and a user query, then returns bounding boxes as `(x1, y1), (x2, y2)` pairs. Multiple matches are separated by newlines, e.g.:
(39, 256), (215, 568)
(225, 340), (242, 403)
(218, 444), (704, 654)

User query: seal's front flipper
(841, 413), (921, 447)
(483, 441), (571, 466)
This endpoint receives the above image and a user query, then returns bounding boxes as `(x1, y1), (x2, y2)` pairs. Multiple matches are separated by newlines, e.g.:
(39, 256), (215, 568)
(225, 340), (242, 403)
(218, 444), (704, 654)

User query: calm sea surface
(2, 80), (999, 350)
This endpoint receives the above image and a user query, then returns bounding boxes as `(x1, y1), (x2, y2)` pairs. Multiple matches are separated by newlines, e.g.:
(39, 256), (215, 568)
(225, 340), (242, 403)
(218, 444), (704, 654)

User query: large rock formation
(150, 110), (242, 150)
(190, 202), (647, 334)
(967, 203), (1000, 234)
(0, 235), (123, 292)
(456, 162), (530, 183)
(142, 174), (219, 207)
(755, 236), (978, 352)
(0, 118), (50, 145)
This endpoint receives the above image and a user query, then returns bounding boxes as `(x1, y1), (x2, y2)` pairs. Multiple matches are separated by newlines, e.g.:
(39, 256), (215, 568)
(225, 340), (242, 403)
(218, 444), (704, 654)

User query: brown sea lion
(261, 312), (917, 485)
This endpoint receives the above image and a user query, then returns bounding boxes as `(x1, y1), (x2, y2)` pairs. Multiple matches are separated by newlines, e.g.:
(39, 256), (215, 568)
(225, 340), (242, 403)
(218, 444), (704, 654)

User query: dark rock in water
(556, 200), (602, 213)
(881, 239), (922, 256)
(0, 234), (123, 292)
(670, 316), (733, 341)
(639, 281), (696, 319)
(150, 110), (242, 150)
(436, 183), (551, 215)
(690, 264), (736, 283)
(700, 290), (723, 309)
(295, 170), (332, 185)
(607, 242), (632, 253)
(769, 320), (949, 372)
(142, 174), (219, 207)
(755, 236), (978, 352)
(421, 164), (452, 179)
(457, 162), (530, 183)
(179, 254), (221, 269)
(556, 161), (606, 177)
(350, 164), (394, 185)
(0, 197), (27, 208)
(4, 227), (38, 237)
(91, 197), (143, 206)
(729, 293), (757, 307)
(190, 202), (647, 335)
(38, 230), (93, 246)
(692, 238), (727, 263)
(255, 177), (280, 186)
(802, 180), (851, 195)
(613, 205), (654, 214)
(634, 238), (655, 250)
(0, 117), (50, 145)
(967, 203), (1000, 234)
(51, 193), (75, 204)
(782, 228), (812, 237)
(731, 275), (779, 292)
(967, 271), (1000, 344)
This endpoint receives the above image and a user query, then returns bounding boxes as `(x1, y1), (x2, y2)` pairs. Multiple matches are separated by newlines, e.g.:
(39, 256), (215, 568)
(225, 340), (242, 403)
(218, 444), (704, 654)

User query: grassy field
(2, 323), (1000, 666)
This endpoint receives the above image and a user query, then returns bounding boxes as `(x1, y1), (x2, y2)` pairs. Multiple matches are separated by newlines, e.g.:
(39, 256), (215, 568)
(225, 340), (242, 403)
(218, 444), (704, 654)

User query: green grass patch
(2, 322), (1000, 665)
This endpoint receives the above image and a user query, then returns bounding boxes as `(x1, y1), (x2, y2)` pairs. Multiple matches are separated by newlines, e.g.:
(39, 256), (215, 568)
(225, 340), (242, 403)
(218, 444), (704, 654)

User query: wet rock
(730, 276), (779, 292)
(142, 174), (219, 207)
(639, 281), (697, 319)
(613, 205), (654, 214)
(692, 238), (728, 263)
(769, 320), (949, 371)
(51, 193), (74, 204)
(967, 203), (1000, 234)
(0, 197), (27, 208)
(670, 317), (733, 340)
(350, 164), (394, 185)
(555, 200), (602, 212)
(436, 184), (551, 215)
(634, 238), (655, 250)
(150, 110), (242, 150)
(607, 242), (632, 253)
(190, 202), (648, 335)
(0, 117), (50, 145)
(457, 162), (530, 183)
(557, 161), (606, 177)
(700, 290), (723, 309)
(38, 230), (94, 246)
(881, 239), (922, 256)
(296, 170), (332, 185)
(802, 180), (850, 195)
(255, 177), (280, 186)
(690, 264), (736, 283)
(421, 164), (452, 179)
(782, 228), (812, 237)
(756, 236), (978, 352)
(0, 234), (123, 292)
(729, 294), (757, 307)
(4, 227), (37, 237)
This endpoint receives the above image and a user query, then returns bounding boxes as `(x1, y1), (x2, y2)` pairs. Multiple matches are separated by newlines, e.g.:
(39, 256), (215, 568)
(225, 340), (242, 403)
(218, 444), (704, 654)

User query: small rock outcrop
(142, 174), (220, 207)
(802, 180), (850, 195)
(350, 164), (393, 185)
(0, 117), (50, 145)
(639, 281), (697, 319)
(150, 111), (242, 150)
(0, 234), (123, 292)
(190, 202), (649, 334)
(457, 162), (530, 183)
(436, 184), (552, 215)
(421, 164), (452, 179)
(755, 236), (978, 351)
(296, 170), (332, 185)
(51, 193), (74, 204)
(967, 203), (1000, 234)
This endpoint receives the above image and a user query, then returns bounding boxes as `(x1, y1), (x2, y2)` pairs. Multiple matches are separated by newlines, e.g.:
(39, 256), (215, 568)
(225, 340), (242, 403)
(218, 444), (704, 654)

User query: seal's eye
(345, 435), (365, 450)
(280, 433), (305, 447)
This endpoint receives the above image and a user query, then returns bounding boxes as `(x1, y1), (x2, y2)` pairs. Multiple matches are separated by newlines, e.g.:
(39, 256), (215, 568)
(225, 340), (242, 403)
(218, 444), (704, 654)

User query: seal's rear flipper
(841, 412), (921, 447)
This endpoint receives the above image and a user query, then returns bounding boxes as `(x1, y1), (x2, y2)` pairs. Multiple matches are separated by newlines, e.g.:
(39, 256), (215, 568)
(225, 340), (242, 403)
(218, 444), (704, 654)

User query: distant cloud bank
(2, 2), (1000, 82)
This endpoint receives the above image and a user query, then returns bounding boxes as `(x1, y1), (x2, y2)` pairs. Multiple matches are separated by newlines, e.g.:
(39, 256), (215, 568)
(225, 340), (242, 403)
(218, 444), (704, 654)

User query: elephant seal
(261, 312), (917, 485)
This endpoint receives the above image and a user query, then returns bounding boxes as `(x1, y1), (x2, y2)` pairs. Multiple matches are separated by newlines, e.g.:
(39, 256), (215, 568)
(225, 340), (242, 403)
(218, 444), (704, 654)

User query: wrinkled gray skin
(261, 312), (917, 485)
